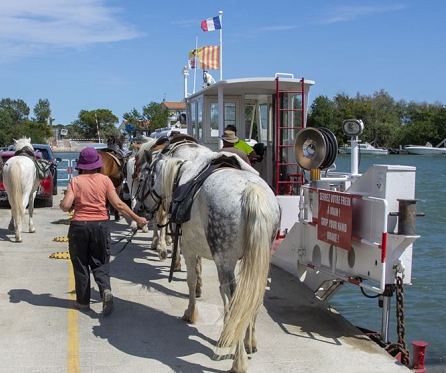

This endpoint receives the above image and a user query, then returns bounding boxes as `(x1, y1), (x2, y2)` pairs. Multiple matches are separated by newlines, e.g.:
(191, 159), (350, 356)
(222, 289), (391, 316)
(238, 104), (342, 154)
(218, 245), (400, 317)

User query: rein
(136, 157), (185, 221)
(111, 227), (138, 255)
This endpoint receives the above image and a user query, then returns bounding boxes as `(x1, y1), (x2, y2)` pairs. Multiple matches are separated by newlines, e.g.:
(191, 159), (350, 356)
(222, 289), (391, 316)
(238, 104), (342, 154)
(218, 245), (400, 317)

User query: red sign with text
(317, 190), (353, 250)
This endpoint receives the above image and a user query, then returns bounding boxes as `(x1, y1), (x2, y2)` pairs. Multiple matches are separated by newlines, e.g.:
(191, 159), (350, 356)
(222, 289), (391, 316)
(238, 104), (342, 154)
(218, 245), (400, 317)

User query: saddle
(101, 146), (127, 163)
(14, 146), (51, 180)
(152, 132), (198, 153)
(99, 148), (129, 181)
(169, 156), (241, 225)
(35, 159), (52, 180)
(14, 146), (35, 158)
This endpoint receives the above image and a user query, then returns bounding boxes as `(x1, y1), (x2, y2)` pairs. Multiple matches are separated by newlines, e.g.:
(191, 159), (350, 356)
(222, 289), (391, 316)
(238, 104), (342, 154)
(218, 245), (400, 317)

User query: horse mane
(13, 137), (33, 151)
(157, 157), (185, 219)
(136, 138), (157, 166)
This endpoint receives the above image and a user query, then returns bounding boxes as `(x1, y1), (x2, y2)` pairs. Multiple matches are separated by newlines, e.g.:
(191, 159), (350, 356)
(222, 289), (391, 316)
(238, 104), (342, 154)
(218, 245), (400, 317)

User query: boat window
(260, 104), (269, 143)
(189, 102), (197, 139)
(224, 102), (236, 131)
(197, 100), (203, 140)
(291, 94), (304, 137)
(210, 103), (218, 137)
(278, 94), (304, 141)
(245, 105), (255, 141)
(209, 102), (236, 138)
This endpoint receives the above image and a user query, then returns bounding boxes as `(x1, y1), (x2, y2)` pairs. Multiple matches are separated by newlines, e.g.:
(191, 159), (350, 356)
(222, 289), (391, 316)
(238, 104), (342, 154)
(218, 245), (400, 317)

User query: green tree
(76, 109), (119, 139)
(122, 108), (144, 125)
(0, 98), (31, 146)
(141, 102), (169, 131)
(33, 98), (51, 123)
(307, 96), (343, 142)
(122, 108), (146, 135)
(0, 98), (30, 123)
(21, 121), (52, 143)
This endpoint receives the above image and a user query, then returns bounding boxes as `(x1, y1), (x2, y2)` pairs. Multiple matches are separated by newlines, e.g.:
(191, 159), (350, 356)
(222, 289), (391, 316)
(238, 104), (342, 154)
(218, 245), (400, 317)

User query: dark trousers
(68, 220), (111, 305)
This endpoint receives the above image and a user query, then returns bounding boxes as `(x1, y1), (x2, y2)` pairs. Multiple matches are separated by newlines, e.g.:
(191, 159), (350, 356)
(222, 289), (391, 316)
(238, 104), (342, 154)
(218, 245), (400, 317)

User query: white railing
(56, 159), (77, 183)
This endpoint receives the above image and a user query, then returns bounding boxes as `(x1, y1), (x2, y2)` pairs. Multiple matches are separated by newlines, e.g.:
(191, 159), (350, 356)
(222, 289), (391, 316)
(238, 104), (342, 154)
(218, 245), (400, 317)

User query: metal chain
(394, 275), (411, 366)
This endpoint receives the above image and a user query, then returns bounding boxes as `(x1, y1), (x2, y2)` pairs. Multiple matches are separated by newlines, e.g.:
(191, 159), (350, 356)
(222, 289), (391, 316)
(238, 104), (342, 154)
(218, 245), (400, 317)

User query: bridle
(135, 158), (163, 221)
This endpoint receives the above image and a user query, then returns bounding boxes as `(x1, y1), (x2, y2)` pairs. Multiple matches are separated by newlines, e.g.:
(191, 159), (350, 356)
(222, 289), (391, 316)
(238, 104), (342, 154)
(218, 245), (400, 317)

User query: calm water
(330, 154), (446, 370)
(55, 151), (446, 369)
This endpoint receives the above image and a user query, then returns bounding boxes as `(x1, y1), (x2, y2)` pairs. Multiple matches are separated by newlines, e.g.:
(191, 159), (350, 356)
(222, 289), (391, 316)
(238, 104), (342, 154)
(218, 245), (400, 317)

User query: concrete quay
(0, 190), (410, 373)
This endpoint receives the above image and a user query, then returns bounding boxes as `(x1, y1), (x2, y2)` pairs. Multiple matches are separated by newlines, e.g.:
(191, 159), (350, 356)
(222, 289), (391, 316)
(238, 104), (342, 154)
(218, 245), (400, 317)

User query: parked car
(0, 144), (61, 207)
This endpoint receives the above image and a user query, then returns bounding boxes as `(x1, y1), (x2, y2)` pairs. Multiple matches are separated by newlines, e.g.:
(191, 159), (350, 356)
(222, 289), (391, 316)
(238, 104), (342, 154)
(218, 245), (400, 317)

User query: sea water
(55, 151), (446, 369)
(330, 154), (446, 371)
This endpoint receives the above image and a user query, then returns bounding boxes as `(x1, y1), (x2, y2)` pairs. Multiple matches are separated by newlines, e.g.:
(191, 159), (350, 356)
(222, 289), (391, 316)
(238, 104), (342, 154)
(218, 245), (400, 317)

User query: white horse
(138, 136), (212, 282)
(2, 137), (40, 242)
(141, 150), (281, 373)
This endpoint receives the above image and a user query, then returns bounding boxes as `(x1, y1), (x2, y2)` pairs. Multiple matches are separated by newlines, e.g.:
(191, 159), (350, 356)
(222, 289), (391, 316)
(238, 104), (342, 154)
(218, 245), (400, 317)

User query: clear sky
(0, 0), (444, 126)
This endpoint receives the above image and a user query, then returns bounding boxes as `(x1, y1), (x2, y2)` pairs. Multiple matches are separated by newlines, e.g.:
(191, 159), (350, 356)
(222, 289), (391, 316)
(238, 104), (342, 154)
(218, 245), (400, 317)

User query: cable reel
(294, 127), (338, 174)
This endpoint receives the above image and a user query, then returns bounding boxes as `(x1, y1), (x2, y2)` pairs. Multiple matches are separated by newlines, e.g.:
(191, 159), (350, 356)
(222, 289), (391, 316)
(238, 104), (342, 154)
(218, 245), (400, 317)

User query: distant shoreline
(52, 148), (78, 153)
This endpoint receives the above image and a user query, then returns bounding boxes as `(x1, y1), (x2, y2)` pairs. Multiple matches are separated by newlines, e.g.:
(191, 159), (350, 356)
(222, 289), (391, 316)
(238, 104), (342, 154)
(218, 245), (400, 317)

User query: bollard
(397, 199), (418, 235)
(411, 341), (428, 373)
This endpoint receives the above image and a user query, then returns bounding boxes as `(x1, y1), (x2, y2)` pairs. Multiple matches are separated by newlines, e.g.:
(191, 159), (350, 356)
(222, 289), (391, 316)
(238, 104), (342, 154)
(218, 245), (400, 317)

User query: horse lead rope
(111, 227), (138, 255)
(168, 224), (182, 282)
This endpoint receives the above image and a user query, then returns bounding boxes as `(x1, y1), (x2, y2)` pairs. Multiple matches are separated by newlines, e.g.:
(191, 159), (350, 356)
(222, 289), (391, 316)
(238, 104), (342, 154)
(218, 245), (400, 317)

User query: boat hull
(405, 146), (446, 155)
(344, 149), (389, 155)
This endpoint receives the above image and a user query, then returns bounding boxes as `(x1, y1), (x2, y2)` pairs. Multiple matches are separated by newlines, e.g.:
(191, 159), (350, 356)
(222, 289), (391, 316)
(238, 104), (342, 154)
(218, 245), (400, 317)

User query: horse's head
(136, 138), (157, 165)
(133, 149), (162, 220)
(106, 135), (124, 149)
(13, 137), (33, 151)
(135, 153), (184, 222)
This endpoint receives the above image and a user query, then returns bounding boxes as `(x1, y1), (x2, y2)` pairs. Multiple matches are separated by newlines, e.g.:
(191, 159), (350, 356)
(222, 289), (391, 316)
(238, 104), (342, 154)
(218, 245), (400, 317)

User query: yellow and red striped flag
(188, 46), (220, 70)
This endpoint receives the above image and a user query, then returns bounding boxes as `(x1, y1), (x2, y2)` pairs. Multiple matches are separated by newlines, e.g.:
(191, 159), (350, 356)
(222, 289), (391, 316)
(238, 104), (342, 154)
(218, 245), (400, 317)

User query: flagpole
(219, 10), (223, 81)
(193, 35), (198, 94)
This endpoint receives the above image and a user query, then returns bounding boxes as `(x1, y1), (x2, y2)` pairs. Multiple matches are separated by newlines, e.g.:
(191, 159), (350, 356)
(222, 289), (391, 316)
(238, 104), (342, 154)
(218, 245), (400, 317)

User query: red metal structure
(274, 76), (306, 195)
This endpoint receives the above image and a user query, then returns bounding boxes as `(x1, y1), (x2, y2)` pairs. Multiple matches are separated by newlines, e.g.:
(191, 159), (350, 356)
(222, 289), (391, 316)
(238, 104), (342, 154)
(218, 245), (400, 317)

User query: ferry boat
(184, 72), (422, 364)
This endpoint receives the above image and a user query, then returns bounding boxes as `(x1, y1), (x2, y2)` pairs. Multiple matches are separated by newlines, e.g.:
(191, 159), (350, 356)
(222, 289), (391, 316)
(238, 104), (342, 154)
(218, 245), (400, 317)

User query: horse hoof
(15, 238), (22, 243)
(8, 224), (14, 231)
(196, 289), (202, 298)
(181, 314), (195, 324)
(245, 346), (257, 354)
(29, 229), (36, 233)
(159, 251), (167, 260)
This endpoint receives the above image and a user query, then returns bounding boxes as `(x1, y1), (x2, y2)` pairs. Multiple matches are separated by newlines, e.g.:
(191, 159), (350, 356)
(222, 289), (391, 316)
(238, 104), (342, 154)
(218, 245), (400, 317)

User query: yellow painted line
(67, 260), (80, 373)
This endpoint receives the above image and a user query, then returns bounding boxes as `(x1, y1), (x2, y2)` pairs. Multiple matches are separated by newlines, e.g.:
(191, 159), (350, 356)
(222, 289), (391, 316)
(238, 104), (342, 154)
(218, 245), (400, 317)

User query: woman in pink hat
(60, 147), (147, 316)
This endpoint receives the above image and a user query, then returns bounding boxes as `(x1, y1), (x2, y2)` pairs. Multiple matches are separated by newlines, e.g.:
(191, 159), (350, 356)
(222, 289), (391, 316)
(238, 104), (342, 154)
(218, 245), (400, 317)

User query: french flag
(201, 16), (221, 32)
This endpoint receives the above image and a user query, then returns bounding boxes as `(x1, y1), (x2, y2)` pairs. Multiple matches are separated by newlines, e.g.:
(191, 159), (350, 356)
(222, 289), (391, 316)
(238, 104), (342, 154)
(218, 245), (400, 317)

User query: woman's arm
(107, 189), (147, 227)
(59, 189), (75, 212)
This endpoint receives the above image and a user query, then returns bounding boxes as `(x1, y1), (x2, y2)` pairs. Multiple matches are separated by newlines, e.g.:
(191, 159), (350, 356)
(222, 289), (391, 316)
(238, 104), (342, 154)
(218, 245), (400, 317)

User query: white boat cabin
(185, 73), (314, 195)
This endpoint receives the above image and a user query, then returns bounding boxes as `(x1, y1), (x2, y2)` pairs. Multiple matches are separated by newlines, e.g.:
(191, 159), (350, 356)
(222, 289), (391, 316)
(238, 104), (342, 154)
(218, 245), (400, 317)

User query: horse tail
(8, 161), (25, 223)
(218, 183), (278, 351)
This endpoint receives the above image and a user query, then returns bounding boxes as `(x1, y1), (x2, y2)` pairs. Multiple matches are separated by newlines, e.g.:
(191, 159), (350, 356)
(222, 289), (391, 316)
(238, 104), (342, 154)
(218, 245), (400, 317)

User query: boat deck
(0, 190), (410, 373)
